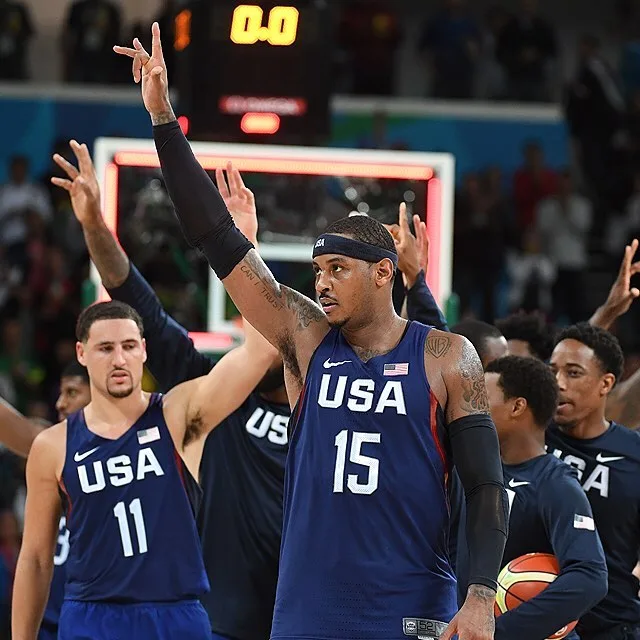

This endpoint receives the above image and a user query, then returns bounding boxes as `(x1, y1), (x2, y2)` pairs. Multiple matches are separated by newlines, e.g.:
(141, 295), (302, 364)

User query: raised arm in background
(0, 398), (44, 458)
(115, 24), (330, 401)
(588, 239), (640, 427)
(52, 141), (214, 390)
(387, 203), (449, 330)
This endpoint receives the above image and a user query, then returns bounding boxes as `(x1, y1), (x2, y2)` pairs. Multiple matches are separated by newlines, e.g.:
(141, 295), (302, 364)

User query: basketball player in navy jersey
(0, 364), (89, 639)
(482, 356), (607, 640)
(12, 300), (279, 639)
(38, 362), (92, 640)
(54, 135), (451, 640)
(116, 24), (509, 640)
(547, 323), (640, 640)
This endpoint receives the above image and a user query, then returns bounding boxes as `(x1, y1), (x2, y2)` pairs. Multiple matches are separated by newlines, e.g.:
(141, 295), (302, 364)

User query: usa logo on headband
(315, 238), (325, 248)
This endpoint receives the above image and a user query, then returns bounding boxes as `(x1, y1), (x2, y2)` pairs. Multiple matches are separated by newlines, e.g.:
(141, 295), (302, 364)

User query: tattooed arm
(426, 330), (507, 640)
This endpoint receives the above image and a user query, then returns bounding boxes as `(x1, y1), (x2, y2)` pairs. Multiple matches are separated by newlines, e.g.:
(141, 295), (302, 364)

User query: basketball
(494, 553), (578, 640)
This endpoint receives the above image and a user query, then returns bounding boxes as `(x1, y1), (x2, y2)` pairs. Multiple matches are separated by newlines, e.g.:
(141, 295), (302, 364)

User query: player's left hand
(441, 585), (496, 640)
(215, 162), (258, 244)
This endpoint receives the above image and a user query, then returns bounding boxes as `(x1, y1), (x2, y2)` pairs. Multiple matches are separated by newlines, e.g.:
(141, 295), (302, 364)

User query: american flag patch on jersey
(574, 514), (595, 531)
(137, 426), (160, 445)
(384, 362), (409, 376)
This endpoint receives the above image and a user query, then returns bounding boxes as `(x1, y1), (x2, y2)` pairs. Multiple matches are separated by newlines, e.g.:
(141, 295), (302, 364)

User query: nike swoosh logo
(508, 479), (530, 488)
(323, 358), (352, 369)
(596, 453), (625, 463)
(74, 447), (100, 463)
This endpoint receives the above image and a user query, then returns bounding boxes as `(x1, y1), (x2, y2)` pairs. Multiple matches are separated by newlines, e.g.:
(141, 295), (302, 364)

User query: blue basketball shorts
(59, 599), (212, 639)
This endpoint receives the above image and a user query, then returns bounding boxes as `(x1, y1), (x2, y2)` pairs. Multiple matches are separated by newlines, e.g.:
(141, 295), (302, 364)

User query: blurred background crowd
(0, 0), (636, 634)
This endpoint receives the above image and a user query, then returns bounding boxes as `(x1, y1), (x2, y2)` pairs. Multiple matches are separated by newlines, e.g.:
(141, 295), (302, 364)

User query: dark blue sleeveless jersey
(272, 322), (456, 640)
(198, 392), (289, 639)
(60, 393), (209, 603)
(546, 422), (640, 636)
(41, 517), (69, 631)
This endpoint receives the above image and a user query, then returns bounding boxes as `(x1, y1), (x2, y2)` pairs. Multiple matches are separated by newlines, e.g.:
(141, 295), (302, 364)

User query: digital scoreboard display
(173, 1), (332, 143)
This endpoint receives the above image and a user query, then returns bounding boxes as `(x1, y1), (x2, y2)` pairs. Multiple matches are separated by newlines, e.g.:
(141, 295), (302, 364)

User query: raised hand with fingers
(590, 238), (640, 330)
(113, 22), (175, 124)
(51, 140), (102, 225)
(387, 202), (424, 289)
(215, 163), (258, 244)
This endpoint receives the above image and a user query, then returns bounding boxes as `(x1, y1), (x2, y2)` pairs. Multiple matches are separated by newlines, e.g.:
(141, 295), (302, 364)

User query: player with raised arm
(115, 24), (508, 640)
(547, 324), (640, 640)
(483, 356), (607, 640)
(12, 305), (278, 636)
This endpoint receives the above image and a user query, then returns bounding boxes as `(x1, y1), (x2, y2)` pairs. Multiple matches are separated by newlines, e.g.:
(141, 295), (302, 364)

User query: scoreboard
(173, 0), (333, 143)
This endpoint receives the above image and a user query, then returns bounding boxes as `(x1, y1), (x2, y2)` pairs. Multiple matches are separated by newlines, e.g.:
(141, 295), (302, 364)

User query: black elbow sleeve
(449, 414), (508, 592)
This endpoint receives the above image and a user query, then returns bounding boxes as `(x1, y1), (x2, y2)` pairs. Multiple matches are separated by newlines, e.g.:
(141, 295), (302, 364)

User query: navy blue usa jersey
(272, 322), (456, 640)
(198, 392), (289, 639)
(40, 517), (68, 634)
(60, 393), (209, 603)
(497, 454), (607, 640)
(546, 422), (640, 636)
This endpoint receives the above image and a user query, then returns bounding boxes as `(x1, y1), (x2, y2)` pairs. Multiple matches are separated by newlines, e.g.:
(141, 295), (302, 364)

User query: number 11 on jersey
(114, 498), (148, 557)
(333, 430), (381, 495)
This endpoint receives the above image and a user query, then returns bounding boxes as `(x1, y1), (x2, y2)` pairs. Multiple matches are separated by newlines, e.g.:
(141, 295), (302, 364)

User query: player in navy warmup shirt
(121, 28), (510, 638)
(12, 299), (277, 639)
(547, 323), (640, 640)
(483, 356), (607, 640)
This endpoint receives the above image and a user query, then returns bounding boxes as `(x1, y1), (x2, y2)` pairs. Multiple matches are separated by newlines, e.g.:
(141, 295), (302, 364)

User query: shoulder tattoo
(426, 333), (452, 359)
(458, 339), (490, 415)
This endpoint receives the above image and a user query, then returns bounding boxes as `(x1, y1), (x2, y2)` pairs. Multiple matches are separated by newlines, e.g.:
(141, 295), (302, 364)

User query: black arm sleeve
(153, 121), (253, 279)
(449, 414), (508, 592)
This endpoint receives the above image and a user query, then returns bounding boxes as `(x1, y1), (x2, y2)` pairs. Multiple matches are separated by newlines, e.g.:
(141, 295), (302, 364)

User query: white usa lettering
(551, 449), (610, 498)
(77, 447), (165, 494)
(318, 374), (407, 415)
(245, 407), (289, 446)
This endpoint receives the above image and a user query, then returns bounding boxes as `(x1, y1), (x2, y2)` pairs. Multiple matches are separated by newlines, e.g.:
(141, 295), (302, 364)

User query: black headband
(312, 234), (398, 268)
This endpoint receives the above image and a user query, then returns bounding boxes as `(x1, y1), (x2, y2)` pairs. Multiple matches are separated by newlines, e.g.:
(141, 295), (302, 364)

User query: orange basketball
(494, 553), (578, 640)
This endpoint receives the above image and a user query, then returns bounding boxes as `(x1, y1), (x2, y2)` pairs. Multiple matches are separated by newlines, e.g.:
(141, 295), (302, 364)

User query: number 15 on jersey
(333, 430), (381, 496)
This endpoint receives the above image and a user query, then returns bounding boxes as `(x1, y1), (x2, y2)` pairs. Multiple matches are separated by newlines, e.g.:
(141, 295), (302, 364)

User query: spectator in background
(536, 169), (593, 323)
(565, 34), (627, 204)
(419, 0), (480, 100)
(476, 5), (509, 100)
(454, 171), (510, 321)
(496, 0), (557, 102)
(0, 156), (52, 269)
(506, 228), (556, 314)
(0, 317), (42, 413)
(0, 0), (32, 81)
(62, 0), (122, 84)
(513, 141), (558, 237)
(620, 26), (640, 100)
(338, 0), (401, 96)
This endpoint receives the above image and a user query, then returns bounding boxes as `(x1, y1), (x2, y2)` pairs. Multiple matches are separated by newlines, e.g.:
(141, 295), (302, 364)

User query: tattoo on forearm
(468, 584), (496, 600)
(83, 225), (130, 289)
(150, 109), (177, 126)
(459, 341), (490, 415)
(241, 251), (324, 331)
(426, 334), (451, 358)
